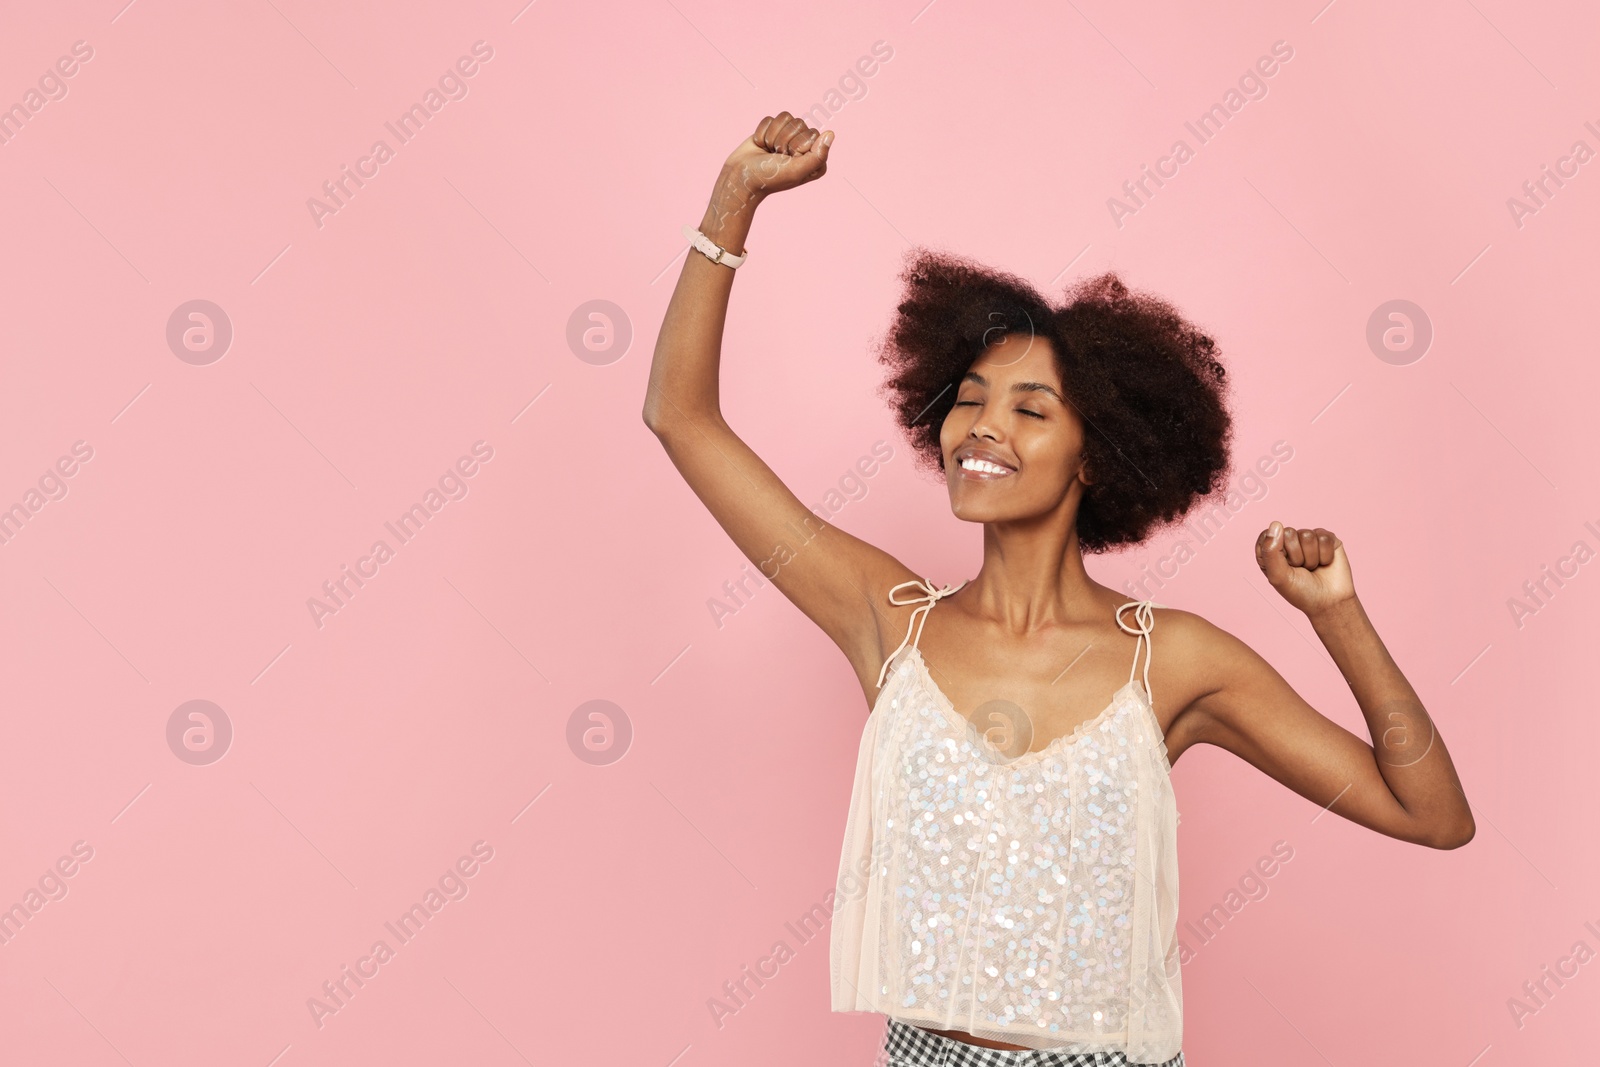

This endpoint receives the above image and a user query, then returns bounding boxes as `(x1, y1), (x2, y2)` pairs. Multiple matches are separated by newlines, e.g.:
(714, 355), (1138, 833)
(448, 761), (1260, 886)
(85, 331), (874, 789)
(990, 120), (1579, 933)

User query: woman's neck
(960, 519), (1110, 635)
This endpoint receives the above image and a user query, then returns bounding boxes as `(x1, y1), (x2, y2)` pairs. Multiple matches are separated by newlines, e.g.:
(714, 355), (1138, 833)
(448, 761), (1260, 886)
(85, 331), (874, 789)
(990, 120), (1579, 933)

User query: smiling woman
(873, 254), (1233, 551)
(644, 112), (1475, 1066)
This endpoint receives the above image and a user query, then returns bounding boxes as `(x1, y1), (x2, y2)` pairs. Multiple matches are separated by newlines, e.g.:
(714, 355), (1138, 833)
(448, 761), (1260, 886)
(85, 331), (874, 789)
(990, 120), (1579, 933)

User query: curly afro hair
(873, 248), (1234, 554)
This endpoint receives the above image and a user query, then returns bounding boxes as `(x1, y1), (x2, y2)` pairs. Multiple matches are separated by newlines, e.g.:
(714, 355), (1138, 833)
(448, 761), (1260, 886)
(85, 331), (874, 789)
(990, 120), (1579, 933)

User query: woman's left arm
(1179, 521), (1475, 849)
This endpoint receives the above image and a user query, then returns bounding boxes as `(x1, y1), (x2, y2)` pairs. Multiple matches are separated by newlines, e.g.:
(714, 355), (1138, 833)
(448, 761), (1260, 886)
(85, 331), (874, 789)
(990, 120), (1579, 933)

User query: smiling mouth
(956, 456), (1015, 480)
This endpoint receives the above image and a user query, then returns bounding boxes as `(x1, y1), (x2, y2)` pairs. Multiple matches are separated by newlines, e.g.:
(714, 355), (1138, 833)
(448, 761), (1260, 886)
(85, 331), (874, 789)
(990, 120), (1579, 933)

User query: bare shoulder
(1147, 603), (1233, 657)
(848, 557), (957, 706)
(1142, 604), (1251, 747)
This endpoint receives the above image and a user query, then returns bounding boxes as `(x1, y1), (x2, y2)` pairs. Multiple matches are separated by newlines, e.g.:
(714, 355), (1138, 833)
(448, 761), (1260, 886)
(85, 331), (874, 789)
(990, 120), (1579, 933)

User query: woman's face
(939, 332), (1091, 524)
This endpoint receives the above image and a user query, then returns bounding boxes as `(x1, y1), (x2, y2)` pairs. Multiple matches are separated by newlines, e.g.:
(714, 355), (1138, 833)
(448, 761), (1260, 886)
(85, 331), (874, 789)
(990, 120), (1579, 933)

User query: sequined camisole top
(830, 578), (1183, 1063)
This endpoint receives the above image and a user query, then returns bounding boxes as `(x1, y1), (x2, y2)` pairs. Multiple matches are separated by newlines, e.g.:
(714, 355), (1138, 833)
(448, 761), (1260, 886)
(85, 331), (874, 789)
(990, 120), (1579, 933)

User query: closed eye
(954, 400), (1044, 419)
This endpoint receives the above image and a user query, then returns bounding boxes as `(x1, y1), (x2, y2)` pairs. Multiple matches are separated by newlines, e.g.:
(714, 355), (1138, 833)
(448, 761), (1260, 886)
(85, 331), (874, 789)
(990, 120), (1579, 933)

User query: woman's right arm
(641, 114), (914, 691)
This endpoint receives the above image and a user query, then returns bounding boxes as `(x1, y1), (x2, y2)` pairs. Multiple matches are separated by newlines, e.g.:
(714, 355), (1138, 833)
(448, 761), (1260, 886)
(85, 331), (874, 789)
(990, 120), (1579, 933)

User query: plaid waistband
(882, 1018), (1184, 1067)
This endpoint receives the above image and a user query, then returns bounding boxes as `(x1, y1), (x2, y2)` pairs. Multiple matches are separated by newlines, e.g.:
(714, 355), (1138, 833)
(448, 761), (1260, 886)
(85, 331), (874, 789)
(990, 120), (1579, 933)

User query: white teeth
(960, 457), (1011, 474)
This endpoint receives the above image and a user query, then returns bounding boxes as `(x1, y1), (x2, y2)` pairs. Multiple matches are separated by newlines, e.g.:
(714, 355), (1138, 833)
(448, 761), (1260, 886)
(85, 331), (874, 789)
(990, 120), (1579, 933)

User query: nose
(968, 413), (1000, 442)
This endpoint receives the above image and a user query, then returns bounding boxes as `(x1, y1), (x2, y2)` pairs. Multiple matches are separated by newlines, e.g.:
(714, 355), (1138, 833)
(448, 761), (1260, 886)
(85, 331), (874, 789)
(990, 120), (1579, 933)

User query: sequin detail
(832, 580), (1183, 1064)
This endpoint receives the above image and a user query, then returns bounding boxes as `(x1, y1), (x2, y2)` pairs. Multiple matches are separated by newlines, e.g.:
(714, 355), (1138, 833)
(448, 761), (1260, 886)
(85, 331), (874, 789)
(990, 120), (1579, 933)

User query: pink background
(1, 0), (1596, 1063)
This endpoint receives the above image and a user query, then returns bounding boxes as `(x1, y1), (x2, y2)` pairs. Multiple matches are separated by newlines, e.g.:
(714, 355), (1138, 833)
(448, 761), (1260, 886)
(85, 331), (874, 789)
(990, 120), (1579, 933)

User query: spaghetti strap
(1116, 599), (1165, 709)
(875, 578), (969, 689)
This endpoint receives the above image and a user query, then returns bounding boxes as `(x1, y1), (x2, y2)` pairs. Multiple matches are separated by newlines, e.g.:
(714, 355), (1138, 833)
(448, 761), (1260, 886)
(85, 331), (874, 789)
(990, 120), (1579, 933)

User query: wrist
(699, 200), (758, 259)
(703, 195), (759, 233)
(700, 198), (756, 231)
(1307, 595), (1364, 630)
(714, 163), (767, 205)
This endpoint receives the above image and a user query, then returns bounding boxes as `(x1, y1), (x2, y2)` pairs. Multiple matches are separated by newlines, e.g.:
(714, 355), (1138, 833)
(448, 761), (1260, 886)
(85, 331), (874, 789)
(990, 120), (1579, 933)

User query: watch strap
(682, 224), (746, 268)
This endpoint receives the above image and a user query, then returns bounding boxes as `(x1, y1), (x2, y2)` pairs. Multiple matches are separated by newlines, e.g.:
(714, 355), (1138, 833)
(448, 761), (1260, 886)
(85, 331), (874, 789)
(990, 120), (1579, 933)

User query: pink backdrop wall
(2, 0), (1596, 1063)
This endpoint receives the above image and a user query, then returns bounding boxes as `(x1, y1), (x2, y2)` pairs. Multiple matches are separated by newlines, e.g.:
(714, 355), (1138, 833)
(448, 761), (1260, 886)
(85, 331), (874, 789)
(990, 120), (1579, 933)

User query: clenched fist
(719, 112), (834, 203)
(1255, 521), (1355, 615)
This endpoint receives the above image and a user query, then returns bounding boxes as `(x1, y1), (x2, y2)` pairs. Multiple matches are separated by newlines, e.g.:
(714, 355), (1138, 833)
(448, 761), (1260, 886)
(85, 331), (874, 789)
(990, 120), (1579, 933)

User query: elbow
(641, 398), (675, 437)
(1422, 816), (1476, 850)
(642, 399), (720, 439)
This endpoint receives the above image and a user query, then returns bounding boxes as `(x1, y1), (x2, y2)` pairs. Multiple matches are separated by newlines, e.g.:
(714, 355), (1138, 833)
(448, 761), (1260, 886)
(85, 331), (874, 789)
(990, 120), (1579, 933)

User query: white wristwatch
(682, 224), (747, 269)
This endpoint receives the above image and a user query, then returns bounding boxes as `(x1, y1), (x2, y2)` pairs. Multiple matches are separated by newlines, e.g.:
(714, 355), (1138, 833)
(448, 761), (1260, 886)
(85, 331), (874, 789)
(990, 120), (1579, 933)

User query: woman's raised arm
(1184, 523), (1475, 848)
(642, 114), (915, 696)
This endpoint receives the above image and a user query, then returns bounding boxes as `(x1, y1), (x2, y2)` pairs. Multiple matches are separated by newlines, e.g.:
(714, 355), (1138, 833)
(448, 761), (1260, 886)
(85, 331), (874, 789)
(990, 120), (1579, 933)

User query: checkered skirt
(882, 1018), (1184, 1067)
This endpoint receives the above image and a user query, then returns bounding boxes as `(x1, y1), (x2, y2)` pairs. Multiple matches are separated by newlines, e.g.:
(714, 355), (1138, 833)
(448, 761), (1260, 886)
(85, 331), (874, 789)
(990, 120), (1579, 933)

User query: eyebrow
(962, 371), (1065, 405)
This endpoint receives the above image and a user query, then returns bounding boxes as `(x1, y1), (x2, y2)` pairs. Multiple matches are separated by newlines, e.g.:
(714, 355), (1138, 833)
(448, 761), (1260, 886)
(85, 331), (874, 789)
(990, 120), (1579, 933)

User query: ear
(1077, 454), (1095, 488)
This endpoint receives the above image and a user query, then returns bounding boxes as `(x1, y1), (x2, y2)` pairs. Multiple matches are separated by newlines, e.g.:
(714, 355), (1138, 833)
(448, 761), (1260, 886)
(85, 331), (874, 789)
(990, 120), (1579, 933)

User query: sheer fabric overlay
(831, 582), (1183, 1063)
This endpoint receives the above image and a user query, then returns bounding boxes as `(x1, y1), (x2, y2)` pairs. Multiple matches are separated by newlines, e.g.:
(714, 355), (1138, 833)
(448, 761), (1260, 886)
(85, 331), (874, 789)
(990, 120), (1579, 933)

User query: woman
(643, 113), (1474, 1066)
